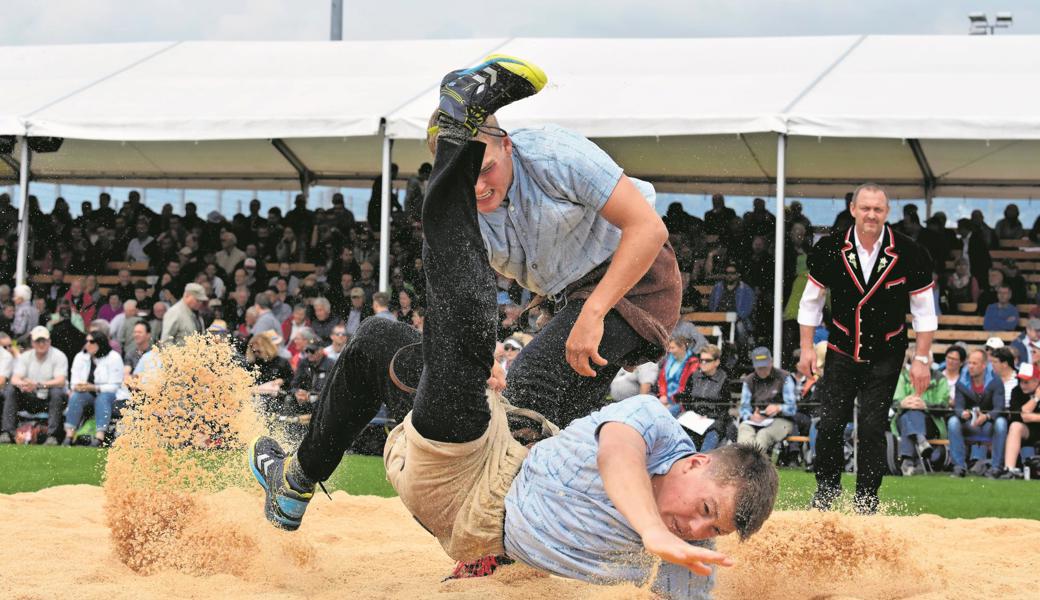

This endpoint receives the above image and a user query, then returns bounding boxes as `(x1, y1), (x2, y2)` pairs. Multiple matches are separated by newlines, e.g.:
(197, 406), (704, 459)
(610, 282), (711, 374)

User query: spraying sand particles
(0, 333), (1037, 598)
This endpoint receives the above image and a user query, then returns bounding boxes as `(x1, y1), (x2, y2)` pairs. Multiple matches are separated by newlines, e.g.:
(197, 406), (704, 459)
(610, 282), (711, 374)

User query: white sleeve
(796, 279), (827, 327)
(636, 362), (660, 385)
(910, 286), (938, 332)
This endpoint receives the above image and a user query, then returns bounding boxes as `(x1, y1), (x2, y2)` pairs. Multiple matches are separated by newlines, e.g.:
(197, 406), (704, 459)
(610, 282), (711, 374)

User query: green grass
(1, 446), (1035, 520)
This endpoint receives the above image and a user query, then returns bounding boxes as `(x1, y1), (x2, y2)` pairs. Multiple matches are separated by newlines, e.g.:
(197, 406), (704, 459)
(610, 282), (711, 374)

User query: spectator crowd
(0, 179), (1037, 479)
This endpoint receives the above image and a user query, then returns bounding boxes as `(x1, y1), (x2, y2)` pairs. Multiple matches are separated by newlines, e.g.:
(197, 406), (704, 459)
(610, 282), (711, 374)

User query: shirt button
(509, 206), (515, 212)
(532, 263), (538, 270)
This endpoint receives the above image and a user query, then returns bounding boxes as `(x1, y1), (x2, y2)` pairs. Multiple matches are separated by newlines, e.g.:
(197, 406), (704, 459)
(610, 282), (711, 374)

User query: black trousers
(2, 387), (66, 438)
(504, 302), (657, 428)
(812, 350), (903, 502)
(297, 139), (499, 481)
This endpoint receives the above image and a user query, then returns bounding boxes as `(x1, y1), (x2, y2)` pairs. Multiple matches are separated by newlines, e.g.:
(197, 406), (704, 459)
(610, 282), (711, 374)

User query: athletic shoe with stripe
(249, 435), (313, 531)
(438, 54), (548, 135)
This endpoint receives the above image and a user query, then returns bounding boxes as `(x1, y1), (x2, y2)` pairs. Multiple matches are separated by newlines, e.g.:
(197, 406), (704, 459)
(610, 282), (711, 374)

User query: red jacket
(657, 354), (701, 404)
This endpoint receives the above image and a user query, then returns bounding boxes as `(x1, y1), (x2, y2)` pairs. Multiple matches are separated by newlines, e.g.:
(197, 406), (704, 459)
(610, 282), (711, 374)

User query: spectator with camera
(63, 331), (123, 447)
(948, 348), (1009, 477)
(1, 327), (68, 445)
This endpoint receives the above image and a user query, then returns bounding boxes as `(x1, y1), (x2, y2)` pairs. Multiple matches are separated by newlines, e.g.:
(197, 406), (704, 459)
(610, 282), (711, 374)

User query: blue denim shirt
(478, 125), (656, 297)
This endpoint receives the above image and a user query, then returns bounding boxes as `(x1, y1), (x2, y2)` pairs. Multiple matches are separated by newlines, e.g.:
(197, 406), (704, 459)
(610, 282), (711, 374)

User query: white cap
(985, 337), (1005, 350)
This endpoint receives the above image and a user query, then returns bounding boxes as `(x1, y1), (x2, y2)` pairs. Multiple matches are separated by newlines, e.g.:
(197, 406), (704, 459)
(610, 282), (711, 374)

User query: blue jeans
(896, 410), (938, 457)
(66, 391), (116, 432)
(947, 415), (1009, 468)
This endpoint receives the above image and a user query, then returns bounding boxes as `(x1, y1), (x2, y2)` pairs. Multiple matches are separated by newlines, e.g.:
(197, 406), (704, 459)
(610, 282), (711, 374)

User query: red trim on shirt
(910, 281), (936, 296)
(853, 227), (899, 361)
(832, 318), (850, 336)
(885, 324), (905, 341)
(885, 277), (906, 289)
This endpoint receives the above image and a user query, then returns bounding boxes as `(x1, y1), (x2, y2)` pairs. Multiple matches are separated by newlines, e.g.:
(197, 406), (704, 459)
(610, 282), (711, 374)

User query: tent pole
(772, 133), (787, 368)
(378, 134), (393, 292)
(15, 138), (31, 287)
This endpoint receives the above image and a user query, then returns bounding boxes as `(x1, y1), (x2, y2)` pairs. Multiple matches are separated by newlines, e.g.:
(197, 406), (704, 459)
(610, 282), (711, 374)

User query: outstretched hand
(566, 310), (608, 377)
(641, 527), (734, 577)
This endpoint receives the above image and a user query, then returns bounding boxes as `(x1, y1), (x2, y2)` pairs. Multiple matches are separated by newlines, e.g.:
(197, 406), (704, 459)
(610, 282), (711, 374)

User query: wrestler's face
(654, 454), (738, 541)
(474, 135), (514, 214)
(851, 190), (889, 239)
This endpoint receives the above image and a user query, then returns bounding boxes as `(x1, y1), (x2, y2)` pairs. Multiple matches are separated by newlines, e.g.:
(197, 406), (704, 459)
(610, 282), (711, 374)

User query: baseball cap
(349, 287), (365, 298)
(503, 338), (524, 351)
(985, 337), (1005, 350)
(1017, 362), (1039, 381)
(750, 346), (773, 368)
(1027, 317), (1040, 331)
(184, 282), (208, 302)
(206, 319), (228, 334)
(30, 326), (50, 341)
(244, 258), (257, 269)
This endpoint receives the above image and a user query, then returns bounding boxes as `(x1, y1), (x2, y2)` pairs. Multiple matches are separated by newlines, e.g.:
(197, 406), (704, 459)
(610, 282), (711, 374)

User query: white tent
(3, 35), (1040, 362)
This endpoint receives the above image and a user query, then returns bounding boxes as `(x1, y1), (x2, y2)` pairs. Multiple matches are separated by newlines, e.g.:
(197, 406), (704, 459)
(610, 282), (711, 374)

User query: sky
(2, 1), (1038, 45)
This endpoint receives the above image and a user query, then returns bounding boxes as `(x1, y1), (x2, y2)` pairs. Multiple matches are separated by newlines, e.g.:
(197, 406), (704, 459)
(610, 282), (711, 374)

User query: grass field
(1, 446), (1037, 520)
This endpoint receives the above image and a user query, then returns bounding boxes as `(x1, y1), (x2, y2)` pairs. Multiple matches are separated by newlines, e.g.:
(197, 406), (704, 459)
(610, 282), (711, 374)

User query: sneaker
(248, 436), (314, 531)
(998, 468), (1023, 480)
(900, 458), (916, 477)
(444, 555), (514, 581)
(950, 465), (967, 478)
(915, 436), (933, 460)
(984, 466), (1005, 480)
(44, 436), (59, 446)
(0, 432), (12, 444)
(438, 54), (548, 135)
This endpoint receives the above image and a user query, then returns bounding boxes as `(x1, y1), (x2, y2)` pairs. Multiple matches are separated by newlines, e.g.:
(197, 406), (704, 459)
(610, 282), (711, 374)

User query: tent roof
(2, 36), (1040, 197)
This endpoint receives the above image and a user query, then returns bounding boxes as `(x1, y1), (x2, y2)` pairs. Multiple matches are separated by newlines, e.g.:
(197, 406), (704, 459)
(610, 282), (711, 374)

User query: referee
(797, 183), (937, 514)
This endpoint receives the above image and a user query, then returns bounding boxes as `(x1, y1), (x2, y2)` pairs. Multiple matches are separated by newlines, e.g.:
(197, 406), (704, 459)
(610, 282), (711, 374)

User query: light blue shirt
(739, 373), (798, 421)
(479, 125), (656, 297)
(503, 396), (714, 600)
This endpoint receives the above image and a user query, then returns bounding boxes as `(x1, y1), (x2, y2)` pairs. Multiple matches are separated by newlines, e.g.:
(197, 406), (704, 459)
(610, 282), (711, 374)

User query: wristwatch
(913, 355), (930, 366)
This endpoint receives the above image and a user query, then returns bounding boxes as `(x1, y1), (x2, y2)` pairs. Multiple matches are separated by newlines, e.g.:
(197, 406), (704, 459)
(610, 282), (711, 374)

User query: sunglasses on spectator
(699, 356), (718, 363)
(332, 331), (347, 337)
(85, 338), (97, 345)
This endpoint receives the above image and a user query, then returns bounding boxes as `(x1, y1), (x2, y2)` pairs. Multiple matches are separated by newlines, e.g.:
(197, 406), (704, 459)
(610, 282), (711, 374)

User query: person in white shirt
(610, 361), (660, 402)
(323, 324), (349, 362)
(64, 331), (124, 447)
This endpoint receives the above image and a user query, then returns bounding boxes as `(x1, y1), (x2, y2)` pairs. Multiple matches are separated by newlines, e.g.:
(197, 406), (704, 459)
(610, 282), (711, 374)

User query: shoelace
(443, 555), (503, 581)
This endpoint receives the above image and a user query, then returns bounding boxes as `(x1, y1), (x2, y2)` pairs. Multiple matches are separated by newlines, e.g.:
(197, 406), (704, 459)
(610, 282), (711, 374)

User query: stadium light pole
(331, 0), (343, 41)
(968, 12), (1013, 35)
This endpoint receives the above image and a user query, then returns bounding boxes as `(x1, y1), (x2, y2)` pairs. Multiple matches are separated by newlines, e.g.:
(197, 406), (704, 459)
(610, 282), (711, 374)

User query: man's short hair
(700, 344), (722, 361)
(706, 444), (778, 541)
(372, 291), (390, 308)
(851, 182), (888, 205)
(254, 293), (272, 309)
(90, 319), (110, 336)
(313, 297), (331, 311)
(991, 347), (1015, 368)
(135, 320), (152, 334)
(13, 285), (31, 302)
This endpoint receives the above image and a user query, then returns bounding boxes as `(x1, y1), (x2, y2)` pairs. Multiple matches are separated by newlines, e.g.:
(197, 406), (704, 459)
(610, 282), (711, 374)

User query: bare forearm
(913, 331), (934, 358)
(799, 324), (816, 351)
(598, 423), (667, 537)
(583, 222), (667, 318)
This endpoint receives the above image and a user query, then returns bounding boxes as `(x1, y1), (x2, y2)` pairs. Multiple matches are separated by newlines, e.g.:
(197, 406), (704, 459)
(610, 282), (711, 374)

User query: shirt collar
(853, 228), (881, 255)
